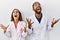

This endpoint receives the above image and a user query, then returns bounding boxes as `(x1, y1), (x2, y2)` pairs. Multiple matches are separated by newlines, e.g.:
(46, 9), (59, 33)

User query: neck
(35, 13), (42, 18)
(14, 19), (18, 24)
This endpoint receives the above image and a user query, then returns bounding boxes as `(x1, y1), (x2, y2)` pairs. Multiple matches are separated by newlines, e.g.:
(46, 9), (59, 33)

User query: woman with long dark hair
(0, 8), (27, 40)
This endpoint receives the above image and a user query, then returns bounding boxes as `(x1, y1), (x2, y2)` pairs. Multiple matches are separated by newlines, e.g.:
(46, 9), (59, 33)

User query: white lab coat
(26, 14), (53, 40)
(4, 21), (27, 40)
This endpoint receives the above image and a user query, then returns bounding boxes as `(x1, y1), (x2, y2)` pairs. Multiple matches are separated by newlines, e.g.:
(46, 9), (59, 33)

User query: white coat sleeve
(4, 23), (11, 38)
(47, 18), (53, 31)
(26, 24), (33, 35)
(22, 31), (27, 37)
(26, 16), (33, 35)
(21, 21), (27, 37)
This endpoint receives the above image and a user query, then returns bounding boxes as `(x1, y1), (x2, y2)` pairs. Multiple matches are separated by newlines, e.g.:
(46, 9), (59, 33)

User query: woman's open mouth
(14, 15), (17, 17)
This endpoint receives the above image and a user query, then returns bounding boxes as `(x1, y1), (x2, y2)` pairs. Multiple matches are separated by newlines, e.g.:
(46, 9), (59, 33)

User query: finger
(26, 18), (29, 22)
(53, 18), (60, 24)
(26, 18), (28, 21)
(30, 19), (32, 22)
(6, 25), (9, 28)
(26, 18), (30, 22)
(24, 29), (26, 32)
(55, 18), (60, 23)
(7, 25), (9, 28)
(57, 18), (60, 21)
(24, 27), (26, 31)
(0, 24), (2, 27)
(0, 24), (3, 27)
(24, 27), (26, 29)
(31, 22), (34, 24)
(52, 18), (55, 23)
(52, 18), (55, 21)
(0, 24), (4, 29)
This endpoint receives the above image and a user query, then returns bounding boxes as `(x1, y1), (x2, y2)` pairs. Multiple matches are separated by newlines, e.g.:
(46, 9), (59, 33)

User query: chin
(14, 17), (17, 19)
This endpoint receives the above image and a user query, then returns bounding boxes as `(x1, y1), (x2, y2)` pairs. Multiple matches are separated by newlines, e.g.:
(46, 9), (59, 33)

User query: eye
(13, 11), (15, 13)
(13, 11), (19, 13)
(16, 11), (19, 13)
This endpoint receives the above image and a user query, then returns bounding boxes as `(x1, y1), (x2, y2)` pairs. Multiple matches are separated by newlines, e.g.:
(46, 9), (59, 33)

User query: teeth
(37, 10), (40, 11)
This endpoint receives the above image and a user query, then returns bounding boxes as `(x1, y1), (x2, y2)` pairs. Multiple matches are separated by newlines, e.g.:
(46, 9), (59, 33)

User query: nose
(36, 5), (40, 8)
(37, 7), (40, 10)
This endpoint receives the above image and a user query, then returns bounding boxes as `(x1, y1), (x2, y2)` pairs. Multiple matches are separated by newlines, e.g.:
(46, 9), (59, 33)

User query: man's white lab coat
(26, 14), (52, 40)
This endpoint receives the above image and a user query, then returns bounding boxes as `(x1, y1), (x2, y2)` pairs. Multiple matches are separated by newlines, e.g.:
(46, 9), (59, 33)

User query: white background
(0, 0), (60, 40)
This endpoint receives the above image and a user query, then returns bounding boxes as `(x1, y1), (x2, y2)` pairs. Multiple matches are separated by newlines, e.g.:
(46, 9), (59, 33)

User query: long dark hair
(11, 9), (23, 21)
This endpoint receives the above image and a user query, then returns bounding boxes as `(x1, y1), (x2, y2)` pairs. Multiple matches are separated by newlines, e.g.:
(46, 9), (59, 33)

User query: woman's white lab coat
(26, 14), (53, 40)
(5, 21), (27, 40)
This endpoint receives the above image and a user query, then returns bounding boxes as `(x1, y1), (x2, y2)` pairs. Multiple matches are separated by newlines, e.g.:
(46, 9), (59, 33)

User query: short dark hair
(32, 2), (40, 8)
(11, 8), (23, 21)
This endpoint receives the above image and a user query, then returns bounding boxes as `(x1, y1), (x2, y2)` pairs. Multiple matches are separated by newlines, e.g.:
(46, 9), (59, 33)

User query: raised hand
(0, 24), (7, 32)
(51, 18), (60, 27)
(26, 18), (34, 29)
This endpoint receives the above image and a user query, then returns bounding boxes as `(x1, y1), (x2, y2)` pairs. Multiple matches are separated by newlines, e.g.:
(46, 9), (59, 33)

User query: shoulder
(8, 21), (13, 25)
(42, 13), (52, 23)
(7, 21), (14, 28)
(7, 21), (13, 28)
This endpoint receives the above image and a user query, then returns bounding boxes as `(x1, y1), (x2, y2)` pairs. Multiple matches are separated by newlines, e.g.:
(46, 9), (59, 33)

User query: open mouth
(37, 9), (40, 11)
(37, 9), (40, 12)
(14, 15), (17, 17)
